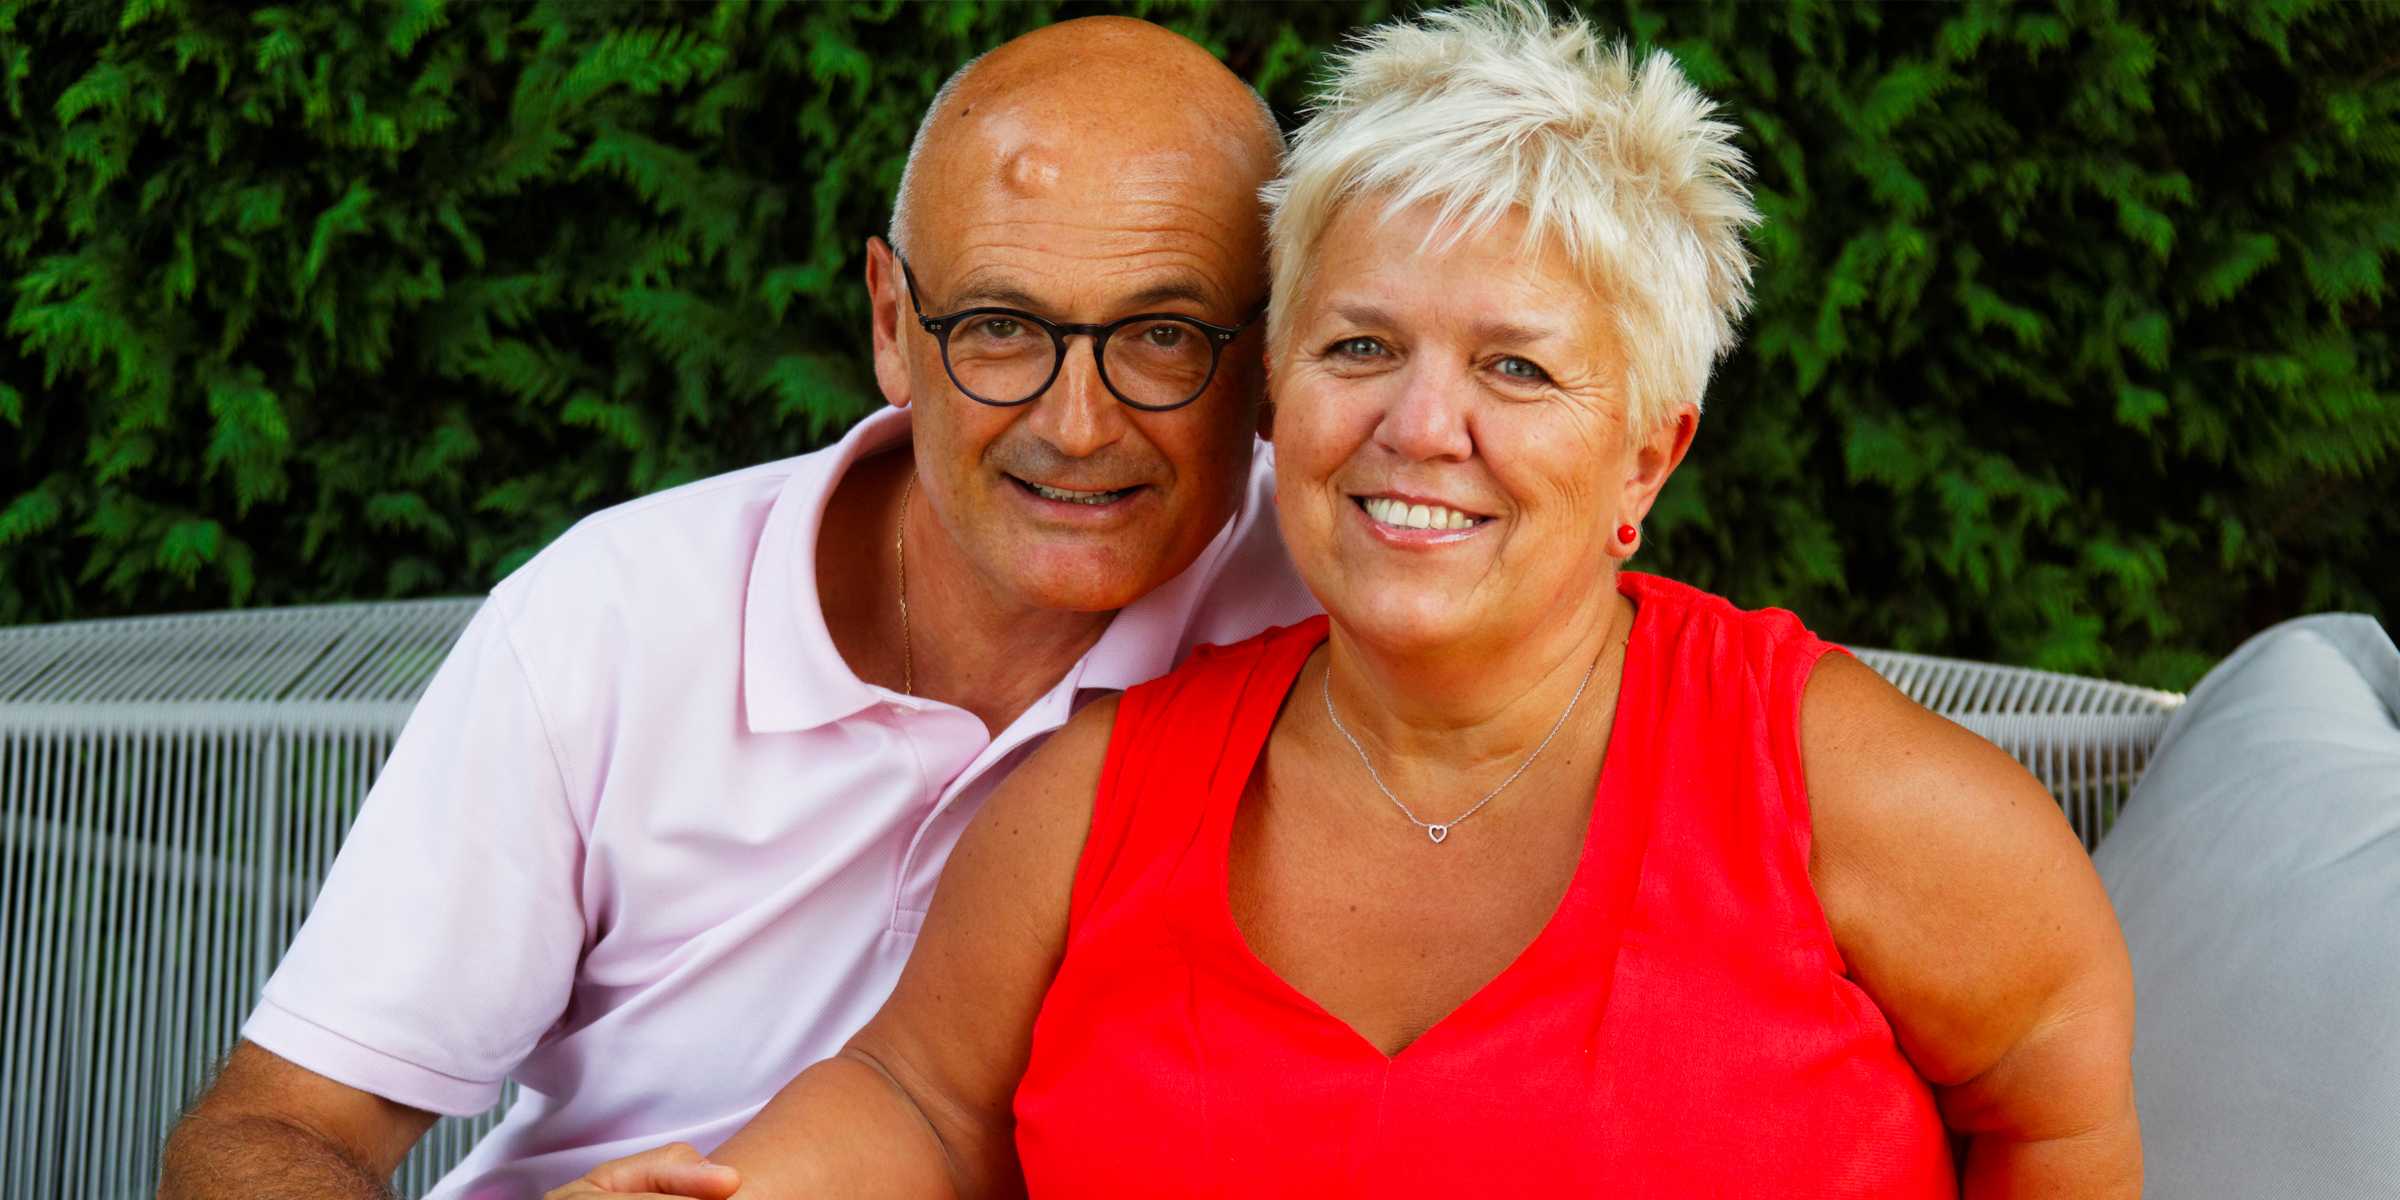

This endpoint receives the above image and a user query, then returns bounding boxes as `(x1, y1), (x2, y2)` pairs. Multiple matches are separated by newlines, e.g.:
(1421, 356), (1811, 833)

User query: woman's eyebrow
(1329, 303), (1399, 328)
(1324, 305), (1561, 347)
(1472, 318), (1564, 346)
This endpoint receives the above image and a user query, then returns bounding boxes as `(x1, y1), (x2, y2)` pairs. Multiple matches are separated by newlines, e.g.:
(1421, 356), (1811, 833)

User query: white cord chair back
(0, 598), (498, 1198)
(0, 600), (2184, 1196)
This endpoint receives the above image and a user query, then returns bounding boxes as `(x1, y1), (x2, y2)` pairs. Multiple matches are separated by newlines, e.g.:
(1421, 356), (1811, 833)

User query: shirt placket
(885, 661), (1092, 933)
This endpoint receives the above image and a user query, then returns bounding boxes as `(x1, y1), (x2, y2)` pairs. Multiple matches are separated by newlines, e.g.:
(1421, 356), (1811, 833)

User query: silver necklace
(1320, 653), (1600, 844)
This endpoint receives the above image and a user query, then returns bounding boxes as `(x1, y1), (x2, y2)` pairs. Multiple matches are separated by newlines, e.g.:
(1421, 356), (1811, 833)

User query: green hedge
(3, 1), (2394, 689)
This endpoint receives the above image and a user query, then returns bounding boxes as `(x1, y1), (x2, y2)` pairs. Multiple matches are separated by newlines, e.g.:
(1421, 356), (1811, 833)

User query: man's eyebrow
(1122, 279), (1222, 311)
(945, 281), (1048, 311)
(939, 272), (1229, 318)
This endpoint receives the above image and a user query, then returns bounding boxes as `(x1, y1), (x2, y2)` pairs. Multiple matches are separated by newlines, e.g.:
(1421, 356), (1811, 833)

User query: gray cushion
(2093, 613), (2400, 1198)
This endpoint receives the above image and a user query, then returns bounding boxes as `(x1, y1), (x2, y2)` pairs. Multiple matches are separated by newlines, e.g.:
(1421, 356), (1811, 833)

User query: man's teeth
(1361, 496), (1482, 531)
(1027, 481), (1131, 505)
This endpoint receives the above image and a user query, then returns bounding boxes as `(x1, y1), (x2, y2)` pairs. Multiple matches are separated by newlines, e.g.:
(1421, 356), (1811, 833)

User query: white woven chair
(0, 599), (2184, 1196)
(0, 599), (501, 1198)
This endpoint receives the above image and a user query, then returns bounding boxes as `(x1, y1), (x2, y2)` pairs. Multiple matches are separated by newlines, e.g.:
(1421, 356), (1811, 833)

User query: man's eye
(977, 317), (1025, 339)
(1144, 324), (1188, 348)
(1332, 337), (1387, 358)
(1496, 356), (1548, 381)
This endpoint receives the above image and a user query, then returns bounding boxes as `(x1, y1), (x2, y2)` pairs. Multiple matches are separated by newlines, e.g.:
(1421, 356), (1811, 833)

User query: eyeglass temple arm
(897, 253), (940, 329)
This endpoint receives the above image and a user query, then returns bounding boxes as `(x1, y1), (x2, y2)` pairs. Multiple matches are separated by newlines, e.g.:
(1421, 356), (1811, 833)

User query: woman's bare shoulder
(1797, 650), (2130, 1087)
(992, 692), (1118, 824)
(1797, 651), (2075, 876)
(933, 692), (1119, 915)
(822, 693), (1126, 1172)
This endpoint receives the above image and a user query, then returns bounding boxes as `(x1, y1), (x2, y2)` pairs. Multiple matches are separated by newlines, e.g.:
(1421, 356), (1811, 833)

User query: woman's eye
(1331, 337), (1387, 358)
(1495, 356), (1548, 381)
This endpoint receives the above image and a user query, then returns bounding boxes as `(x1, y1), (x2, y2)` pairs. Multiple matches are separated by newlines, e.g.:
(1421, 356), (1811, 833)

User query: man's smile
(1011, 475), (1145, 507)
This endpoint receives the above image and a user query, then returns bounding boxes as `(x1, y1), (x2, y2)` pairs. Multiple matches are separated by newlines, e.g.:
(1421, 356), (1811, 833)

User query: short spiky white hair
(1264, 0), (1760, 432)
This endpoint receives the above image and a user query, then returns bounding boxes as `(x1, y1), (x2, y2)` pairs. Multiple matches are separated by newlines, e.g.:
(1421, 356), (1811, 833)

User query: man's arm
(1804, 652), (2140, 1198)
(159, 1041), (440, 1200)
(167, 600), (585, 1195)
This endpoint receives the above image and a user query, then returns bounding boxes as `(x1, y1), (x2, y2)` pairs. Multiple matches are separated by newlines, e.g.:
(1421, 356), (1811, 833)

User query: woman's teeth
(1361, 496), (1482, 531)
(1026, 481), (1132, 505)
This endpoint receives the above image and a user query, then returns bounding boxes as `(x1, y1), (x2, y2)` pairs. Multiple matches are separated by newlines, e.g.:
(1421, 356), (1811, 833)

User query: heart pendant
(1426, 824), (1449, 843)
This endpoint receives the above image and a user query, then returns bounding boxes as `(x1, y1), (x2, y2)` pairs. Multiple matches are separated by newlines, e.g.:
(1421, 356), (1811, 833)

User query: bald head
(890, 17), (1283, 261)
(861, 18), (1290, 626)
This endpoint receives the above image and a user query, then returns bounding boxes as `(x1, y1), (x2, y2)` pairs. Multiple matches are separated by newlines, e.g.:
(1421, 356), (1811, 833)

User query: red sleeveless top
(1014, 573), (1955, 1197)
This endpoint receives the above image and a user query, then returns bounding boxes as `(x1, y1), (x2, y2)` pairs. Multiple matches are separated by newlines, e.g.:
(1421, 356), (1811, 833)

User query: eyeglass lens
(946, 315), (1217, 408)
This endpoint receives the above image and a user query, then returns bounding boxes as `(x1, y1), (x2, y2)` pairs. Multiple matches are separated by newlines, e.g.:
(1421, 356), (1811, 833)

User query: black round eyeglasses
(900, 255), (1266, 412)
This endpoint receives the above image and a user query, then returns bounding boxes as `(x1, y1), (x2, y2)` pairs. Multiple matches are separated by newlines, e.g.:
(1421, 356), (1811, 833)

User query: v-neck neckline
(1202, 597), (1654, 1063)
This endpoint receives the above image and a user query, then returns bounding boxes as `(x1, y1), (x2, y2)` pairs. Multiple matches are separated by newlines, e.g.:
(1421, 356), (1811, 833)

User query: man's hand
(159, 1040), (440, 1200)
(542, 1143), (743, 1200)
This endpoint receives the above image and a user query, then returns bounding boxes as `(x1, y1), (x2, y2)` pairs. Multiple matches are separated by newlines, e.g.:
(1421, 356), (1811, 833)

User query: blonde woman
(557, 6), (2137, 1196)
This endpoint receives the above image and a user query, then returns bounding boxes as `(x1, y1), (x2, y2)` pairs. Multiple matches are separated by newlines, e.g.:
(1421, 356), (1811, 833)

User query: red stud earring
(1616, 524), (1639, 546)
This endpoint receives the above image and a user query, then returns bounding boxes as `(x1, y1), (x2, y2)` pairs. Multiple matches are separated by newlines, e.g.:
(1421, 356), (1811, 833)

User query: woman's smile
(1351, 492), (1493, 540)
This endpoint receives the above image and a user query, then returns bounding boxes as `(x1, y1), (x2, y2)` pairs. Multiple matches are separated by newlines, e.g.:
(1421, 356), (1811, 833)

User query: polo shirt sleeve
(243, 599), (587, 1116)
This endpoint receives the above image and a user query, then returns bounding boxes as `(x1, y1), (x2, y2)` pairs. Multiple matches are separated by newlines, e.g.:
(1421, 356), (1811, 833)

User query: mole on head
(1002, 147), (1064, 198)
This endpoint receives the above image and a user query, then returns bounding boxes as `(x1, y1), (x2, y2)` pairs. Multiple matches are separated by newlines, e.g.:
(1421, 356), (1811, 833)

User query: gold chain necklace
(896, 471), (915, 696)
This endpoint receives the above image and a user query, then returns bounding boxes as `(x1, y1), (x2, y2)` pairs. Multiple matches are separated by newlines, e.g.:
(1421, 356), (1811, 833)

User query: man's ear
(865, 237), (912, 410)
(1255, 346), (1276, 442)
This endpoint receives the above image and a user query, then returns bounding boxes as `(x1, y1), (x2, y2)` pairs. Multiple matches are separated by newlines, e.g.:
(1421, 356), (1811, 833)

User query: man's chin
(987, 540), (1196, 614)
(1006, 569), (1162, 614)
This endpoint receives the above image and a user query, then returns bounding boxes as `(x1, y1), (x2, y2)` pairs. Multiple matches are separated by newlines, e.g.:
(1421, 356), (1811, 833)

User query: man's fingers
(545, 1191), (706, 1200)
(543, 1143), (743, 1200)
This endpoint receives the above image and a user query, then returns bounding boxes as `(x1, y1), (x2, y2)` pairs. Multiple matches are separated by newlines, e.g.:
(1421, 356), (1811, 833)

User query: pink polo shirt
(243, 407), (1319, 1198)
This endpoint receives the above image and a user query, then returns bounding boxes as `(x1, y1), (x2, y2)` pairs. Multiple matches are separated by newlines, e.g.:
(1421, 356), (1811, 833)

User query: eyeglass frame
(898, 254), (1268, 412)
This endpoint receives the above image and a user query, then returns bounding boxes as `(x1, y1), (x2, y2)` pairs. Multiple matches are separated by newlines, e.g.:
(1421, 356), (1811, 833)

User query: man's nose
(1023, 336), (1131, 458)
(1375, 364), (1475, 463)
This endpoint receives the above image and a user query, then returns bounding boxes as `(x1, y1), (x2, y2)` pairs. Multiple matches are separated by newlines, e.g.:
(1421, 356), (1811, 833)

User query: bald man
(158, 20), (1314, 1200)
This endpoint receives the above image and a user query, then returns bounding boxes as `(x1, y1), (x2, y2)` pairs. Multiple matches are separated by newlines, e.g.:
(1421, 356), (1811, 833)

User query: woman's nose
(1373, 365), (1475, 463)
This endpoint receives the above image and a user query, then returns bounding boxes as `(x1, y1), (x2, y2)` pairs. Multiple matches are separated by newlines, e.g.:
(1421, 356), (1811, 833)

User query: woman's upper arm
(842, 694), (1119, 1151)
(1801, 653), (2135, 1142)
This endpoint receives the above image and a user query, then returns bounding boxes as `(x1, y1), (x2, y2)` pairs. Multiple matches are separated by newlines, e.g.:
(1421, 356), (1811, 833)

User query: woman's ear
(1622, 403), (1699, 524)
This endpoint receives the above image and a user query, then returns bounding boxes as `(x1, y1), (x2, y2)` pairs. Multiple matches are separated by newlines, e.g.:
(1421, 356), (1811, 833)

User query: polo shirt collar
(743, 407), (910, 733)
(741, 407), (1255, 734)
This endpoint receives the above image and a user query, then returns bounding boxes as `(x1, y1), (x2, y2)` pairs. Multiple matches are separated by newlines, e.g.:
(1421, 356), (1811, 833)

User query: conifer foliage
(2, 1), (2394, 688)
